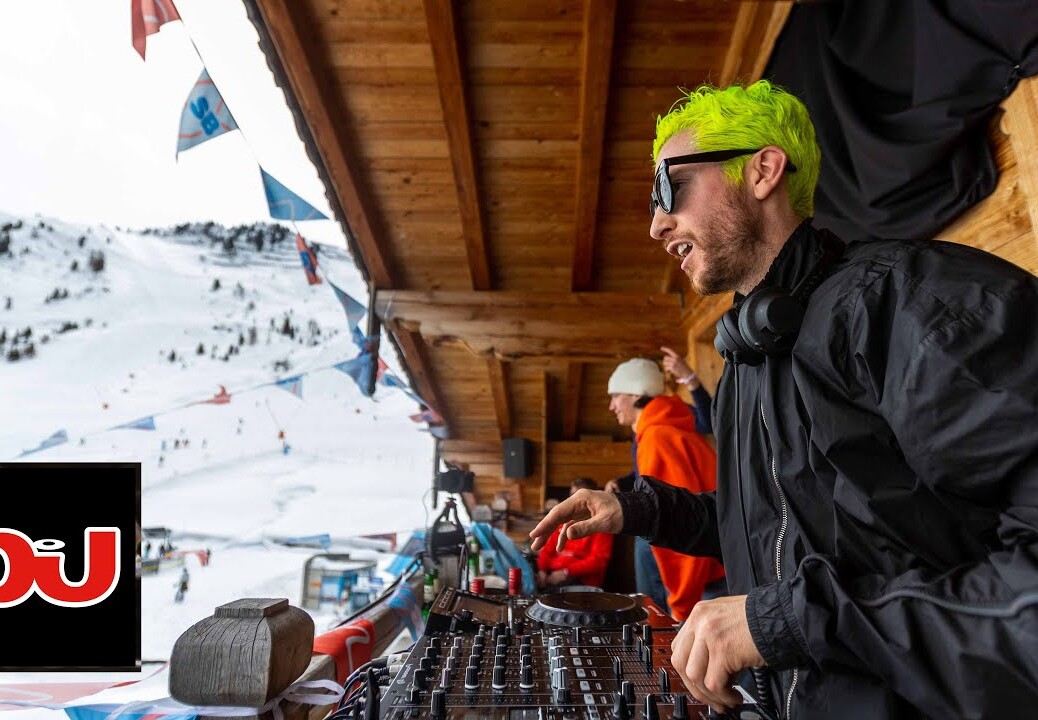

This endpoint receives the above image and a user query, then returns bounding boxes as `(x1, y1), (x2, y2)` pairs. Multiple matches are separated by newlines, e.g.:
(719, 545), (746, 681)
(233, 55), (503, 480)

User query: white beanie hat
(607, 358), (664, 397)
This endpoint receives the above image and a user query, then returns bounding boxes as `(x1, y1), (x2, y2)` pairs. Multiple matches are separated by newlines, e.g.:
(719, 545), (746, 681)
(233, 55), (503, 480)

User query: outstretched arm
(529, 489), (624, 552)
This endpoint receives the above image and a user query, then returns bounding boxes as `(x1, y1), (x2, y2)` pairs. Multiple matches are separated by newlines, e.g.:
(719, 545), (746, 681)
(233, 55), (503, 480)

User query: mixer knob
(440, 668), (450, 689)
(494, 652), (507, 668)
(612, 692), (630, 720)
(657, 668), (670, 693)
(459, 609), (473, 622)
(622, 624), (634, 645)
(519, 664), (534, 690)
(453, 636), (464, 650)
(548, 635), (561, 648)
(553, 668), (570, 703)
(571, 627), (582, 644)
(406, 685), (421, 705)
(445, 657), (457, 674)
(419, 657), (433, 672)
(643, 695), (659, 720)
(672, 694), (688, 720)
(612, 656), (623, 679)
(494, 622), (506, 638)
(472, 640), (484, 655)
(464, 665), (479, 690)
(551, 656), (565, 673)
(511, 619), (524, 635)
(429, 637), (442, 651)
(413, 669), (427, 686)
(430, 688), (446, 718)
(641, 625), (653, 645)
(520, 653), (532, 668)
(554, 686), (570, 705)
(621, 680), (635, 705)
(492, 665), (507, 691)
(642, 644), (652, 669)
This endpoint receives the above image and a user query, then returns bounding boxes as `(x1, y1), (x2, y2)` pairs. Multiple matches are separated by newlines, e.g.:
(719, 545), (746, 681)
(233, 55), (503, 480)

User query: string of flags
(58, 0), (450, 463)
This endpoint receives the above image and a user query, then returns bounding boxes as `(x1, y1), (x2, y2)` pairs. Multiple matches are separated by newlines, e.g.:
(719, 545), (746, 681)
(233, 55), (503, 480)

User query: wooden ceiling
(240, 0), (789, 508)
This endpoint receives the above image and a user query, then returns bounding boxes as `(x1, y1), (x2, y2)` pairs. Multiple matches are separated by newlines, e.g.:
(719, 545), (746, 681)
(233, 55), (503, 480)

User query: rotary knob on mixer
(464, 665), (479, 691)
(430, 688), (446, 718)
(492, 664), (507, 691)
(519, 664), (534, 690)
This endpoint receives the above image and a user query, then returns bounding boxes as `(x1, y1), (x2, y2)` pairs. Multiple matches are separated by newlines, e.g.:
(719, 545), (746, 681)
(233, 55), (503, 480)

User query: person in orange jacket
(537, 477), (614, 589)
(607, 358), (724, 620)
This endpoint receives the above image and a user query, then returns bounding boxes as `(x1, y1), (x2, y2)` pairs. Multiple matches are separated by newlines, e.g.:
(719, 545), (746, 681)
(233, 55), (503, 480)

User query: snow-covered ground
(0, 213), (437, 718)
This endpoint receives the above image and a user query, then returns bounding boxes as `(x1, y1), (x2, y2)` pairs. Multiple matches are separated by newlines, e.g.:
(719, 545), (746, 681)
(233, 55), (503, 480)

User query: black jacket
(618, 221), (1038, 720)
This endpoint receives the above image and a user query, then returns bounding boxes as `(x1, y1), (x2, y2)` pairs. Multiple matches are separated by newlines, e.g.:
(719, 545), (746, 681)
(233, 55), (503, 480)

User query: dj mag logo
(0, 527), (120, 608)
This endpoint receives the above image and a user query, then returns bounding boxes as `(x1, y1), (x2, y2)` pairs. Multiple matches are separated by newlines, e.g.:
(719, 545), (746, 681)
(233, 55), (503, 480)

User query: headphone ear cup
(738, 288), (805, 355)
(715, 305), (764, 365)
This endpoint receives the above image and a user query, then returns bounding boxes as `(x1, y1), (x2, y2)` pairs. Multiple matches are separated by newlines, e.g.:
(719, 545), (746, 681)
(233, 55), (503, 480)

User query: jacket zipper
(760, 402), (798, 719)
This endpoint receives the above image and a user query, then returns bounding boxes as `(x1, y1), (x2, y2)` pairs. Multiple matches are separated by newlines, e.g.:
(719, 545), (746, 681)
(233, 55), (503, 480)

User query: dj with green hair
(532, 80), (1038, 719)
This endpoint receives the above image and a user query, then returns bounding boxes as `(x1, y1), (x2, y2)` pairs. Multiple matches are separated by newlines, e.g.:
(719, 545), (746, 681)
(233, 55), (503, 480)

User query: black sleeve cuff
(746, 581), (811, 670)
(616, 489), (656, 539)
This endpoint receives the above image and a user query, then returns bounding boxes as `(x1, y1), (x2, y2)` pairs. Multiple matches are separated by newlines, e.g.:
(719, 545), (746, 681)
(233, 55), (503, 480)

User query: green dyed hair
(652, 80), (820, 218)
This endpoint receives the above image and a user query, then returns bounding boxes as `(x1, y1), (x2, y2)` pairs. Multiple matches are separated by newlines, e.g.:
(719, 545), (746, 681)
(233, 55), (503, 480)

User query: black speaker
(502, 437), (532, 478)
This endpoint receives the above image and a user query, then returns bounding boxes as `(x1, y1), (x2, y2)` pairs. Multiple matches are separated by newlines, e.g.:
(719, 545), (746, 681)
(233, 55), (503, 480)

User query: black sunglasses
(649, 148), (798, 217)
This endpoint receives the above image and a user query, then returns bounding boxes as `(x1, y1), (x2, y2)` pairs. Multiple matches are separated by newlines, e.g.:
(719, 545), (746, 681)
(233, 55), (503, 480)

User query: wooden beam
(251, 0), (396, 288)
(1002, 75), (1038, 245)
(486, 357), (513, 439)
(571, 0), (618, 291)
(387, 322), (452, 437)
(561, 362), (584, 440)
(540, 371), (550, 510)
(719, 1), (794, 86)
(681, 291), (735, 343)
(373, 290), (686, 359)
(423, 0), (493, 290)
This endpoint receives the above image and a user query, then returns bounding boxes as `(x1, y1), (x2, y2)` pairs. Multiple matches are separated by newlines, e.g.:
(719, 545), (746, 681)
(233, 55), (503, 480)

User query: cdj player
(377, 588), (773, 720)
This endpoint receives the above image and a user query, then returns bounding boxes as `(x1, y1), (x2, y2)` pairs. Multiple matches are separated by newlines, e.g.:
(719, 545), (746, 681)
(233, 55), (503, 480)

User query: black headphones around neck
(714, 233), (844, 366)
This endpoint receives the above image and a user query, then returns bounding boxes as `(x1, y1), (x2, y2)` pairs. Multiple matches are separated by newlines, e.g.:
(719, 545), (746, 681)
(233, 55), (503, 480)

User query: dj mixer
(377, 588), (772, 720)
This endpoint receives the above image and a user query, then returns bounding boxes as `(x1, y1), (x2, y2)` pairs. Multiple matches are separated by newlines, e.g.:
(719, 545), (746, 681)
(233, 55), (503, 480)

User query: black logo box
(0, 462), (141, 672)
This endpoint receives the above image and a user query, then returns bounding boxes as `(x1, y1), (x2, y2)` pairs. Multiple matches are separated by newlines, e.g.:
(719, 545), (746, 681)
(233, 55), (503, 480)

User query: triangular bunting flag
(351, 326), (369, 350)
(18, 429), (69, 457)
(379, 371), (424, 405)
(334, 355), (375, 397)
(328, 280), (366, 332)
(409, 406), (445, 426)
(65, 703), (197, 720)
(202, 385), (231, 405)
(260, 168), (328, 221)
(131, 0), (181, 61)
(295, 233), (321, 285)
(111, 416), (157, 431)
(176, 68), (239, 158)
(275, 375), (303, 399)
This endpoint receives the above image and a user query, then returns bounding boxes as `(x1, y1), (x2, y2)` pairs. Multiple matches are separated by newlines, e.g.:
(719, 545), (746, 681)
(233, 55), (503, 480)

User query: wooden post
(170, 598), (314, 708)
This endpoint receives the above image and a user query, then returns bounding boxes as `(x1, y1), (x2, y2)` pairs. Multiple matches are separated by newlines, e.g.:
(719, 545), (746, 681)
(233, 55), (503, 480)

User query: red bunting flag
(296, 233), (322, 285)
(203, 385), (231, 405)
(131, 0), (181, 60)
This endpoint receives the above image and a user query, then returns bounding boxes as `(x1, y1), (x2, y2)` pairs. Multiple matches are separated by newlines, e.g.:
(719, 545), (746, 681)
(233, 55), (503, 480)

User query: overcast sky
(0, 1), (347, 249)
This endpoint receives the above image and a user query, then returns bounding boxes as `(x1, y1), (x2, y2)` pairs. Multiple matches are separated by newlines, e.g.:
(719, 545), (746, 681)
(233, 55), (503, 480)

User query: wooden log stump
(169, 598), (314, 708)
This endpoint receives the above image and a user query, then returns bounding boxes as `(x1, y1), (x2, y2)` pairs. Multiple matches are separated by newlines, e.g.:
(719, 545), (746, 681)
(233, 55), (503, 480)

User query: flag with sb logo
(176, 68), (238, 158)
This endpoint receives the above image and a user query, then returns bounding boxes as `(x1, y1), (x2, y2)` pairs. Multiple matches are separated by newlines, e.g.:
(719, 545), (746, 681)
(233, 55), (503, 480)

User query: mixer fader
(378, 588), (771, 720)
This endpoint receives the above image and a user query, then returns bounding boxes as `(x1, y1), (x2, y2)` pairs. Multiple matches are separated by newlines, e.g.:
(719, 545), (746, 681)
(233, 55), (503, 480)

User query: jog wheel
(525, 591), (647, 627)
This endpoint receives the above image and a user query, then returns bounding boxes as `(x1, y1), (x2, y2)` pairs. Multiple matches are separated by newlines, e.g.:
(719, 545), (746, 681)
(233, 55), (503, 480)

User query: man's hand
(604, 478), (621, 494)
(670, 596), (765, 714)
(660, 345), (701, 390)
(537, 569), (548, 588)
(529, 489), (623, 552)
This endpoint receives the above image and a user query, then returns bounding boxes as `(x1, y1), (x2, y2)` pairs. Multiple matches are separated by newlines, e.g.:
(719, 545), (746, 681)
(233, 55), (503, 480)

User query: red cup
(470, 578), (485, 595)
(507, 567), (521, 595)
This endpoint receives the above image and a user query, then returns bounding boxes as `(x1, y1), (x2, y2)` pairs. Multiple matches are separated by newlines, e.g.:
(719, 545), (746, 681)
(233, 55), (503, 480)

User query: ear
(745, 146), (791, 201)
